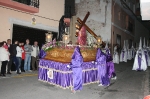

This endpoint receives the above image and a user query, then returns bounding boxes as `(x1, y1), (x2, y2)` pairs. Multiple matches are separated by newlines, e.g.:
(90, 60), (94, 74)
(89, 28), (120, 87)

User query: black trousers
(7, 57), (13, 72)
(1, 61), (8, 75)
(21, 59), (24, 71)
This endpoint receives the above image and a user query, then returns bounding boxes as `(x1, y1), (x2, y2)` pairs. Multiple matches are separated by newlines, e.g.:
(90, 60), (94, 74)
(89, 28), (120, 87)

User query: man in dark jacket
(7, 39), (13, 74)
(7, 40), (20, 74)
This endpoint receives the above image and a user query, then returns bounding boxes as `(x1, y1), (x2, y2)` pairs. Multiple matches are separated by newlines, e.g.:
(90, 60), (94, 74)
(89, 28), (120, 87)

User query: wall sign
(32, 17), (36, 25)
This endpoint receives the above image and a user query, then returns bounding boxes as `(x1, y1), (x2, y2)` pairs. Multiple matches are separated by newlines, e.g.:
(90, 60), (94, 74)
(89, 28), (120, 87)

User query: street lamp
(46, 32), (53, 43)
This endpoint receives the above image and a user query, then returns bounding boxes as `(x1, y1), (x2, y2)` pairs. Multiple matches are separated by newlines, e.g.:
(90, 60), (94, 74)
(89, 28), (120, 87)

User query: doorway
(11, 24), (57, 71)
(12, 24), (57, 48)
(116, 34), (121, 47)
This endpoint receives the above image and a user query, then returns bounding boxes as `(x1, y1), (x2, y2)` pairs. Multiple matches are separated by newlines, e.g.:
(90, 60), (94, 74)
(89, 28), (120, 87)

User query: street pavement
(0, 60), (149, 99)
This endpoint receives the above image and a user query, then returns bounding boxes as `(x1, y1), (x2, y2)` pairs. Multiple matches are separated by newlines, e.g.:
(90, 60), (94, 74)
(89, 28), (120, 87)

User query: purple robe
(105, 49), (116, 78)
(39, 49), (46, 59)
(122, 50), (125, 59)
(137, 53), (142, 71)
(70, 46), (83, 91)
(96, 48), (110, 86)
(144, 51), (148, 65)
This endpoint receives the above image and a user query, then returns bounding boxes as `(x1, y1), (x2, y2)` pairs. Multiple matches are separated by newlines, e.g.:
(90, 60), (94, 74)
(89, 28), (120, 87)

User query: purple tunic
(144, 51), (148, 65)
(39, 49), (46, 58)
(137, 53), (142, 71)
(70, 46), (83, 91)
(96, 49), (110, 86)
(105, 49), (116, 78)
(122, 50), (125, 60)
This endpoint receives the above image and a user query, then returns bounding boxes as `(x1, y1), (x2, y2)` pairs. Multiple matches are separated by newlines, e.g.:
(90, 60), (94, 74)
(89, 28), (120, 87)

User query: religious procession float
(38, 12), (106, 89)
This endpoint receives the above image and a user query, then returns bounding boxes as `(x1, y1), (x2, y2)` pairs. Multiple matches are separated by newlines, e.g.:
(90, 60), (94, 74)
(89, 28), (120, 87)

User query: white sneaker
(98, 84), (110, 86)
(111, 76), (117, 80)
(98, 84), (103, 86)
(16, 69), (21, 73)
(28, 70), (32, 72)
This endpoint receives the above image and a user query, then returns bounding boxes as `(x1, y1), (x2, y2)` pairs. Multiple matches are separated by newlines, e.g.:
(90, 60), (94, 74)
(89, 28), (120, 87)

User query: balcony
(0, 0), (39, 13)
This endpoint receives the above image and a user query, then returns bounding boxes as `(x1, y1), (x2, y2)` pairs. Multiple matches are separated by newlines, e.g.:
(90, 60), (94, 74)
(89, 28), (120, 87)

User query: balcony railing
(13, 0), (39, 8)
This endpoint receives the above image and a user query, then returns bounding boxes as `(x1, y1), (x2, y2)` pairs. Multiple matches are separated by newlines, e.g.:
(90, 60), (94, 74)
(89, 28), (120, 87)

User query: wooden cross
(76, 12), (105, 45)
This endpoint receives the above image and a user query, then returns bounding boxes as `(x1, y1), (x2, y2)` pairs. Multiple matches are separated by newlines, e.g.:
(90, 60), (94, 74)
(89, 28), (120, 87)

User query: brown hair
(0, 41), (5, 47)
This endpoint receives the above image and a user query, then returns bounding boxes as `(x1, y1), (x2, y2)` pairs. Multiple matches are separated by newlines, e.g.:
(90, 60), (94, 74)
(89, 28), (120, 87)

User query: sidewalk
(0, 71), (38, 79)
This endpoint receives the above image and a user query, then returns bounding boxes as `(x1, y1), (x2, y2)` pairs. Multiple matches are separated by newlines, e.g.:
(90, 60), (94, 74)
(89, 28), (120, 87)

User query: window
(127, 21), (133, 32)
(116, 34), (121, 47)
(118, 12), (121, 20)
(125, 15), (129, 29)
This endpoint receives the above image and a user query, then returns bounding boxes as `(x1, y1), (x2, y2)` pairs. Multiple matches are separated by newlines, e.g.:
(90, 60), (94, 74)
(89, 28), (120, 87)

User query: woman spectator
(16, 42), (23, 74)
(0, 42), (10, 76)
(3, 41), (8, 51)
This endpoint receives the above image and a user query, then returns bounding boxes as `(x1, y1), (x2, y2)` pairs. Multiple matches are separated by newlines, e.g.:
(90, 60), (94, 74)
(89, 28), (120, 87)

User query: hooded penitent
(105, 40), (108, 49)
(96, 48), (110, 86)
(143, 37), (150, 66)
(147, 40), (149, 48)
(123, 40), (126, 51)
(120, 40), (127, 62)
(70, 46), (83, 91)
(131, 42), (134, 48)
(139, 37), (142, 50)
(131, 42), (136, 59)
(143, 37), (146, 49)
(105, 42), (116, 79)
(126, 40), (129, 49)
(132, 37), (147, 71)
(105, 41), (112, 62)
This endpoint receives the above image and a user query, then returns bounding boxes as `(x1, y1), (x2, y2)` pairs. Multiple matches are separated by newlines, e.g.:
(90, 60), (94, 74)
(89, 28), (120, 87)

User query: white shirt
(31, 45), (39, 57)
(16, 46), (24, 57)
(0, 47), (10, 61)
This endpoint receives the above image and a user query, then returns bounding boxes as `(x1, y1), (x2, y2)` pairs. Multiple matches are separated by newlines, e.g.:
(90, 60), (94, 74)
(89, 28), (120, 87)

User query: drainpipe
(111, 0), (116, 55)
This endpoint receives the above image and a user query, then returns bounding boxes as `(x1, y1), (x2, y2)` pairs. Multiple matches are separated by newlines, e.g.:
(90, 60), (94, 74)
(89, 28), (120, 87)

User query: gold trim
(38, 79), (99, 90)
(39, 66), (98, 74)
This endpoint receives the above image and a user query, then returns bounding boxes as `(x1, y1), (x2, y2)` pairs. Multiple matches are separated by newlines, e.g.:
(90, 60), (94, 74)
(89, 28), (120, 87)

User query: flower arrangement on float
(41, 39), (98, 53)
(41, 39), (59, 51)
(42, 32), (103, 52)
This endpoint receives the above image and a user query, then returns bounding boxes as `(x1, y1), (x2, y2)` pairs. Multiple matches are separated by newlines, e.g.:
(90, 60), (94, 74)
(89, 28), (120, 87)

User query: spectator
(24, 39), (33, 72)
(31, 41), (39, 71)
(13, 40), (20, 74)
(16, 42), (24, 74)
(3, 41), (8, 50)
(0, 42), (10, 76)
(7, 39), (13, 74)
(21, 42), (25, 72)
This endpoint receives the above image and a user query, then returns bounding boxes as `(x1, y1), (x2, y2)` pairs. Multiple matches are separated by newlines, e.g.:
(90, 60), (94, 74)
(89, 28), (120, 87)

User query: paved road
(0, 60), (149, 99)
